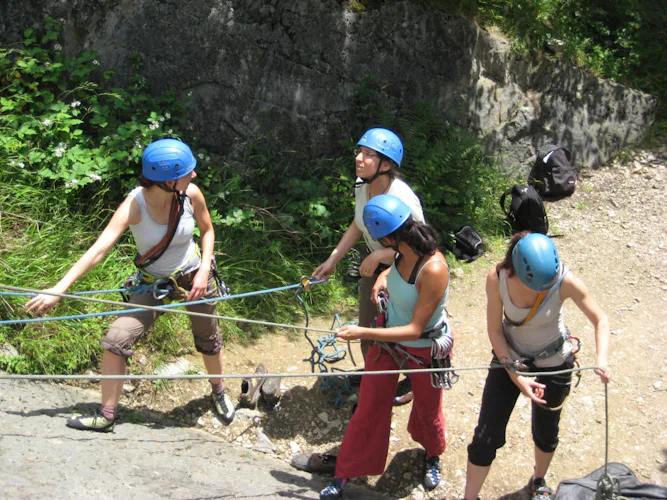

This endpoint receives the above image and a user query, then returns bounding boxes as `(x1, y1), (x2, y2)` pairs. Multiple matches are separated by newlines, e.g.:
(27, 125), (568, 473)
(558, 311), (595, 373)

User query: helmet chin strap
(354, 162), (391, 188)
(157, 182), (187, 208)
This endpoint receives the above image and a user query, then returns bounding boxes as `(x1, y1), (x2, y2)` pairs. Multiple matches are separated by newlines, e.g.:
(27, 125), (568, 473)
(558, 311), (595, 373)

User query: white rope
(0, 365), (604, 381)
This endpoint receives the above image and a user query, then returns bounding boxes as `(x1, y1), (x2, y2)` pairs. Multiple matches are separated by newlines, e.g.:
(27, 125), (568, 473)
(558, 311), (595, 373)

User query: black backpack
(499, 184), (549, 234)
(450, 225), (485, 262)
(529, 144), (576, 198)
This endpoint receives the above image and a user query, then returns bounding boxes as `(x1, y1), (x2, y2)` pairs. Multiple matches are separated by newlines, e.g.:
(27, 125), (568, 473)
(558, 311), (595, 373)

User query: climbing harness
(373, 291), (458, 390)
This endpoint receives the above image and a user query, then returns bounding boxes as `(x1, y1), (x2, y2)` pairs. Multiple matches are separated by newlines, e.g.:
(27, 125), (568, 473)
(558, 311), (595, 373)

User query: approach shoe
(424, 455), (441, 490)
(530, 477), (553, 499)
(320, 478), (345, 499)
(211, 391), (235, 424)
(66, 412), (115, 433)
(291, 453), (337, 474)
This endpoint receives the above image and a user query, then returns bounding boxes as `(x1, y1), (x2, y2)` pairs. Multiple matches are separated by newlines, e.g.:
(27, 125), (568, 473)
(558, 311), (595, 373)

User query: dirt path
(3, 149), (666, 499)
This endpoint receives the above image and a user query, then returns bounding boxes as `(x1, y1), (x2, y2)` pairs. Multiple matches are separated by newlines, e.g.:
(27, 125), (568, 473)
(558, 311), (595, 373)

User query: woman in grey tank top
(26, 139), (236, 431)
(464, 232), (612, 500)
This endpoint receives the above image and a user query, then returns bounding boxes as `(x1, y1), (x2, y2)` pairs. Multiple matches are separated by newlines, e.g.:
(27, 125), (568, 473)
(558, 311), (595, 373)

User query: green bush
(0, 18), (190, 205)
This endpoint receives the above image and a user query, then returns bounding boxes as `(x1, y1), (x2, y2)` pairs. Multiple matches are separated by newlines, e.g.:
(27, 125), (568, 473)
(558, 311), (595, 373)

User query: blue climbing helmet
(357, 128), (404, 166)
(142, 139), (197, 182)
(511, 233), (560, 290)
(363, 194), (412, 240)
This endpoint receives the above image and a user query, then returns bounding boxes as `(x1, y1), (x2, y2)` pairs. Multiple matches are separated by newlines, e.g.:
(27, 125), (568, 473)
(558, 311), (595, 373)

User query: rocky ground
(2, 148), (666, 499)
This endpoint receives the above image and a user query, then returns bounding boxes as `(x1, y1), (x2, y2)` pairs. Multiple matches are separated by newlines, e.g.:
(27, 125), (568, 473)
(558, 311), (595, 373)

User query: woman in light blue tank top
(26, 139), (236, 431)
(319, 195), (451, 500)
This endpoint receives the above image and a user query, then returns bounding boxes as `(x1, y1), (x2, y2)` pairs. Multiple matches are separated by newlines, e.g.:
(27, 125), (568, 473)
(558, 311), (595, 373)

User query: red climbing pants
(335, 342), (447, 479)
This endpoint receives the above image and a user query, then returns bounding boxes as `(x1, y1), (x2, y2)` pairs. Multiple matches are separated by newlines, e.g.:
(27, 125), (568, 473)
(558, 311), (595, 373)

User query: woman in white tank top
(464, 232), (612, 500)
(26, 139), (236, 431)
(313, 128), (424, 404)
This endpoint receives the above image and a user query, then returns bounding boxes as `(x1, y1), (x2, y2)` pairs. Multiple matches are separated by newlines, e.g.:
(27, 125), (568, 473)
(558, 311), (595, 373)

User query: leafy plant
(0, 18), (189, 205)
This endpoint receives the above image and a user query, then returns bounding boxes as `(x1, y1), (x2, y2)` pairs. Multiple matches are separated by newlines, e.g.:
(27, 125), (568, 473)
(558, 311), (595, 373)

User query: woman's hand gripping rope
(25, 287), (63, 316)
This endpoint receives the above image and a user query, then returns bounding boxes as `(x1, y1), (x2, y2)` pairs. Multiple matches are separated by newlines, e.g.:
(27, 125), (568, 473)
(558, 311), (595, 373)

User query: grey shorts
(100, 272), (222, 358)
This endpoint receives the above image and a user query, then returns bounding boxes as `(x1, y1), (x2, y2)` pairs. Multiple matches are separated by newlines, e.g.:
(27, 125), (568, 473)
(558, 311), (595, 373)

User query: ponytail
(496, 231), (529, 276)
(391, 219), (440, 256)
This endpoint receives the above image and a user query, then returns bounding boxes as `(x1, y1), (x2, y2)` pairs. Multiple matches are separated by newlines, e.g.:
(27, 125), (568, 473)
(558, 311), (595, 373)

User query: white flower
(92, 59), (100, 66)
(71, 101), (81, 108)
(89, 173), (101, 181)
(42, 119), (52, 127)
(198, 153), (204, 160)
(54, 44), (62, 51)
(149, 123), (159, 130)
(159, 116), (165, 122)
(187, 91), (193, 97)
(165, 112), (171, 119)
(18, 162), (25, 169)
(54, 143), (67, 157)
(71, 178), (78, 184)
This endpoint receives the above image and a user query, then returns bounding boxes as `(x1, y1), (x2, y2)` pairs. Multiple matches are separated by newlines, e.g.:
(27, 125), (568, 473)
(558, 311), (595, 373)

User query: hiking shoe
(529, 477), (553, 499)
(211, 391), (235, 424)
(239, 364), (267, 409)
(291, 453), (337, 474)
(424, 455), (441, 490)
(260, 370), (282, 408)
(320, 478), (345, 499)
(66, 412), (115, 433)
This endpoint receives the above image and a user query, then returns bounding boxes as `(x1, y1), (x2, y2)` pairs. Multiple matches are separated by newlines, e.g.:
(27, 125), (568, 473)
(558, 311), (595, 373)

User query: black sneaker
(66, 412), (115, 433)
(424, 454), (441, 490)
(211, 391), (235, 424)
(320, 478), (345, 499)
(530, 477), (553, 499)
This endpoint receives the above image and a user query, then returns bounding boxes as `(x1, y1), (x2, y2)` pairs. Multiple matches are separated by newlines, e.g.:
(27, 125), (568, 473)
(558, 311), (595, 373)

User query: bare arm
(486, 268), (547, 404)
(313, 222), (363, 280)
(358, 247), (396, 278)
(560, 272), (612, 383)
(187, 183), (214, 301)
(25, 196), (136, 314)
(337, 259), (449, 342)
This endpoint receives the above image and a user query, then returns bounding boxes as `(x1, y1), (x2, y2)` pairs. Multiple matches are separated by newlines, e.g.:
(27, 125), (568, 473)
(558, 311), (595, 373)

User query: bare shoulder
(487, 266), (500, 283)
(560, 270), (587, 300)
(421, 253), (449, 278)
(186, 183), (204, 199)
(120, 193), (141, 225)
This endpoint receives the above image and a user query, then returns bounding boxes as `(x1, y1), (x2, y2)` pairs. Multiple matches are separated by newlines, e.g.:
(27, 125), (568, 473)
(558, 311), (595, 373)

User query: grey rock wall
(0, 0), (658, 169)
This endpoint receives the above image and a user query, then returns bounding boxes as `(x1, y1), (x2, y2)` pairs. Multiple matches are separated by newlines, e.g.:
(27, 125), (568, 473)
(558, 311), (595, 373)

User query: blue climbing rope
(0, 278), (326, 326)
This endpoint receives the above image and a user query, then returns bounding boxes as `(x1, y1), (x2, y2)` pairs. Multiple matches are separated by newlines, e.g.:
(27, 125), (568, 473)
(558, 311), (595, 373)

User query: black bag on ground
(553, 462), (667, 499)
(500, 184), (549, 234)
(529, 144), (576, 198)
(450, 225), (484, 262)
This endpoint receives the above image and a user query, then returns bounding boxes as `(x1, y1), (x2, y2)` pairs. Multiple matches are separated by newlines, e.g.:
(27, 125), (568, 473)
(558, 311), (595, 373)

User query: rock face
(0, 0), (658, 168)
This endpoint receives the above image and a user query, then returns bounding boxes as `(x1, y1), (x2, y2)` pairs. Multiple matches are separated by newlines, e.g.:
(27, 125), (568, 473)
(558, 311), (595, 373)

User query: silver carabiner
(152, 278), (172, 300)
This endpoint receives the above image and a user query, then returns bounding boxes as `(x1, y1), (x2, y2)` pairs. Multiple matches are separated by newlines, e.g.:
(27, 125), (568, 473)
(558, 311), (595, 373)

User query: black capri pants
(467, 353), (574, 467)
